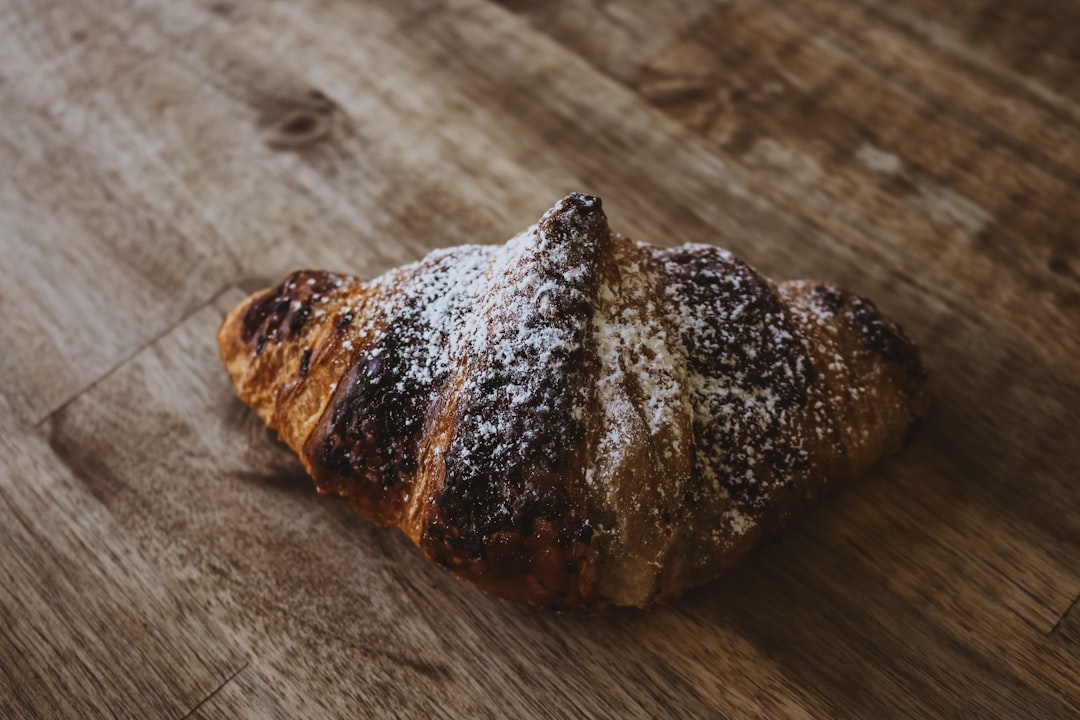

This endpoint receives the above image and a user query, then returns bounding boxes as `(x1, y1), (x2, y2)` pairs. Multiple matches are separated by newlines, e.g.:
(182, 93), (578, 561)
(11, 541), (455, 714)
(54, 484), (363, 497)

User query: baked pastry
(218, 193), (927, 609)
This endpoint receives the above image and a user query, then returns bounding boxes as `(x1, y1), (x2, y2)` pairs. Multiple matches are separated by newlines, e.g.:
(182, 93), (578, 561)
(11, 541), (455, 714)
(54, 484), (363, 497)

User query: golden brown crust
(218, 193), (927, 610)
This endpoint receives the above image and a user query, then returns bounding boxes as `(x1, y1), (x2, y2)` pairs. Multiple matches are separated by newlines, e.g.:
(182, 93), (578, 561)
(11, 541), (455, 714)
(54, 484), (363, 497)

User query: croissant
(218, 193), (927, 610)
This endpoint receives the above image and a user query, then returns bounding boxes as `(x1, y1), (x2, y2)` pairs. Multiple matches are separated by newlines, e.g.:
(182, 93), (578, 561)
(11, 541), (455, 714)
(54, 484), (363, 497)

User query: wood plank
(69, 0), (806, 272)
(502, 0), (1080, 144)
(493, 0), (719, 83)
(737, 0), (1080, 259)
(849, 0), (1080, 104)
(0, 0), (237, 425)
(0, 392), (246, 719)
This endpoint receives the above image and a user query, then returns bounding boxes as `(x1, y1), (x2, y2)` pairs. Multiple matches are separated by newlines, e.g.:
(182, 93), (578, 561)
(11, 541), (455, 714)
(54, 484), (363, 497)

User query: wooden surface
(2, 0), (1078, 716)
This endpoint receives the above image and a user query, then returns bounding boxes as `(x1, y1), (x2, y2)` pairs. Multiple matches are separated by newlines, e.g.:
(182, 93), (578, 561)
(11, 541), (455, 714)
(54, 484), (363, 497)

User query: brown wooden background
(2, 0), (1078, 717)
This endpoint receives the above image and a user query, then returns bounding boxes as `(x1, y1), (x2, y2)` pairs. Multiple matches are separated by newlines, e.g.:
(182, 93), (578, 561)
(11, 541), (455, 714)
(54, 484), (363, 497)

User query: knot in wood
(266, 91), (339, 150)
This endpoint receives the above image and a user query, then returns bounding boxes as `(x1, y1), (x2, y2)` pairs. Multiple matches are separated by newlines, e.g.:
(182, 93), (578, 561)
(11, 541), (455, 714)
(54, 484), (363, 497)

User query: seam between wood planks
(178, 661), (250, 720)
(1049, 591), (1080, 638)
(33, 285), (237, 431)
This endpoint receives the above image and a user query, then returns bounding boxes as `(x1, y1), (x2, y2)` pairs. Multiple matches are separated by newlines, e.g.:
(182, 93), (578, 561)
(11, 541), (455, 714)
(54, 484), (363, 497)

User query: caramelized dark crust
(419, 196), (607, 606)
(304, 261), (445, 526)
(217, 193), (927, 610)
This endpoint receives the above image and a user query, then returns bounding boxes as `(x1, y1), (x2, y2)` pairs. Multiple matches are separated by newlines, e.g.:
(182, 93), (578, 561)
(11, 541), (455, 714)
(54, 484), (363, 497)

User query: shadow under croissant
(229, 467), (312, 496)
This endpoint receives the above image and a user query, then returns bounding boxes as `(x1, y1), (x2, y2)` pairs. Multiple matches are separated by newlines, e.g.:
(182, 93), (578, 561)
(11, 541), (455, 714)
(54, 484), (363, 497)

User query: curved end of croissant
(538, 192), (605, 236)
(825, 284), (929, 453)
(217, 292), (268, 418)
(780, 280), (928, 474)
(217, 271), (356, 448)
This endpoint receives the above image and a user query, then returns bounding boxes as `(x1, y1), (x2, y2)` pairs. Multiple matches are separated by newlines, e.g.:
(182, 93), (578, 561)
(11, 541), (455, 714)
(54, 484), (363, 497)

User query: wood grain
(2, 0), (1078, 716)
(0, 395), (246, 718)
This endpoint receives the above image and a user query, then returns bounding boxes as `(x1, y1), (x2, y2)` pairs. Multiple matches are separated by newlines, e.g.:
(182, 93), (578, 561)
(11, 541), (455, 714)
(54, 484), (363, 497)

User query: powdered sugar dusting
(315, 244), (495, 490)
(593, 250), (683, 443)
(648, 243), (815, 538)
(361, 244), (495, 387)
(431, 194), (607, 550)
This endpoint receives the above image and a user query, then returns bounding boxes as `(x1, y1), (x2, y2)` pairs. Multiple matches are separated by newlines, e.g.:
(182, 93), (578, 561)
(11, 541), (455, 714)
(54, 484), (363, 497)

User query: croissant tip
(537, 193), (608, 244)
(558, 191), (602, 208)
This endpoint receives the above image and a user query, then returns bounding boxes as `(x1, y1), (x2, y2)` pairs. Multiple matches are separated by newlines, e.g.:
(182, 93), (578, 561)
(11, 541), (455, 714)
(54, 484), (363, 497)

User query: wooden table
(2, 0), (1078, 717)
